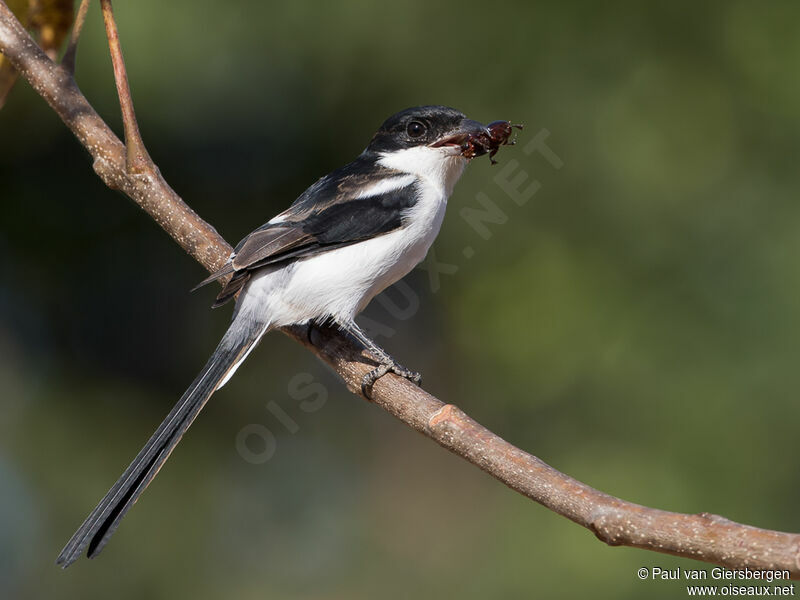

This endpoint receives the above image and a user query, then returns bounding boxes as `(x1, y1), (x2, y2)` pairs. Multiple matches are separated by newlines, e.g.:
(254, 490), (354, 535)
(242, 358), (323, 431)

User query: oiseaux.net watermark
(637, 566), (795, 597)
(235, 128), (564, 464)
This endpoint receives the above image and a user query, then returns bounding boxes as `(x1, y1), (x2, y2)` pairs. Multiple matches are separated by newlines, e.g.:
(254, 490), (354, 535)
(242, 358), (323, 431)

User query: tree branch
(1, 1), (798, 576)
(99, 0), (150, 174)
(0, 2), (229, 272)
(61, 0), (91, 75)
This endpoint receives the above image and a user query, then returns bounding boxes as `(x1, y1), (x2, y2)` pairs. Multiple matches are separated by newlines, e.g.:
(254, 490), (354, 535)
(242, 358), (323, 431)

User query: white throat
(377, 146), (467, 198)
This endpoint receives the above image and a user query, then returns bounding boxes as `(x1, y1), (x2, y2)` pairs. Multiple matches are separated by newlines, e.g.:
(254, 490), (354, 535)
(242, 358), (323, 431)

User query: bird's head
(364, 105), (490, 193)
(366, 105), (487, 155)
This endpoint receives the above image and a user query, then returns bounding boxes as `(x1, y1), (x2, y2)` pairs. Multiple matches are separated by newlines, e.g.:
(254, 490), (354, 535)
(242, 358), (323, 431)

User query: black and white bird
(57, 105), (504, 567)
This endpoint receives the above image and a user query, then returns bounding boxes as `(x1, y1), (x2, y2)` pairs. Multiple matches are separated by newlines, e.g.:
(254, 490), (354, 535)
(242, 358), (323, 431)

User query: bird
(56, 105), (508, 567)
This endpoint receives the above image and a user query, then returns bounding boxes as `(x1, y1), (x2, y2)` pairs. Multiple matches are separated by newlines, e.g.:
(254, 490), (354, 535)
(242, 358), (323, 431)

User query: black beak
(429, 119), (488, 148)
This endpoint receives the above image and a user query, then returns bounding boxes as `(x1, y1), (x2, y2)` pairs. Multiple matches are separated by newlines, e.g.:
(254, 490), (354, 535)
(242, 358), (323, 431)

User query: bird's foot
(361, 361), (422, 398)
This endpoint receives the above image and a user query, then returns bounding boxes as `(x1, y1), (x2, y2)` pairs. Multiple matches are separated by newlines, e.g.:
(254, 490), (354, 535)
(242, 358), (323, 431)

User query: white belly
(237, 183), (449, 328)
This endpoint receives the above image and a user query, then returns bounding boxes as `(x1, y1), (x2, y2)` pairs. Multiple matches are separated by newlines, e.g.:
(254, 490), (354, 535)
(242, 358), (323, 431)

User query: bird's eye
(406, 121), (427, 138)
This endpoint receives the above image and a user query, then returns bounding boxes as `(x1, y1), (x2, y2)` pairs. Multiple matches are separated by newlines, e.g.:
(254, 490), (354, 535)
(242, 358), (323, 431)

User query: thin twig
(0, 2), (798, 577)
(100, 0), (150, 174)
(61, 0), (91, 75)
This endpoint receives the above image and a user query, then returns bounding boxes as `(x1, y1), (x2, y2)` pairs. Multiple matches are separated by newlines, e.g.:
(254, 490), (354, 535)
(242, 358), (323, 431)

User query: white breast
(237, 148), (467, 328)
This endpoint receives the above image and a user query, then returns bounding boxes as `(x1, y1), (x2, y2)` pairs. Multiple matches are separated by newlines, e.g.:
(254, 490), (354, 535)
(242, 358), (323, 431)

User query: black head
(365, 105), (481, 154)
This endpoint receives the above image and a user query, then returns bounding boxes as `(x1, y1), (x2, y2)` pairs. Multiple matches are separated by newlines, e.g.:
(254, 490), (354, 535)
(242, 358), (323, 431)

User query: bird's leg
(336, 319), (422, 397)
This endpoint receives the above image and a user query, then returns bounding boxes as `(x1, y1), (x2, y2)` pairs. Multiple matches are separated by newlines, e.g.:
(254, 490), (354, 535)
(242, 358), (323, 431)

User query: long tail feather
(56, 320), (267, 568)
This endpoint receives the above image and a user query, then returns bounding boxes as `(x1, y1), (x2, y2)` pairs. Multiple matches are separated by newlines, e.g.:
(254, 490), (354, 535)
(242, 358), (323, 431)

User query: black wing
(196, 158), (418, 307)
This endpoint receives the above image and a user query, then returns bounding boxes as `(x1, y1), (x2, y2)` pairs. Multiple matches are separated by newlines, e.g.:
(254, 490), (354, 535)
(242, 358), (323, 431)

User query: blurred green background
(2, 0), (799, 598)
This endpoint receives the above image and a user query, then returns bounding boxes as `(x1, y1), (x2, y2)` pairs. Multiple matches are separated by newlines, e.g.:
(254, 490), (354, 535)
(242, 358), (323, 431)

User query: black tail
(56, 321), (266, 568)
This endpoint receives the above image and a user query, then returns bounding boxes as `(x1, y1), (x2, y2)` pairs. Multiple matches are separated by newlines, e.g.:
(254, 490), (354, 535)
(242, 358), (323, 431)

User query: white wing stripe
(354, 175), (416, 199)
